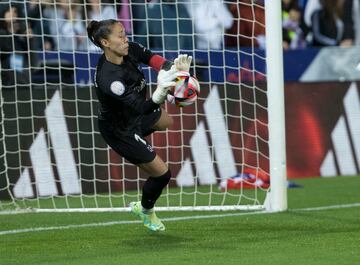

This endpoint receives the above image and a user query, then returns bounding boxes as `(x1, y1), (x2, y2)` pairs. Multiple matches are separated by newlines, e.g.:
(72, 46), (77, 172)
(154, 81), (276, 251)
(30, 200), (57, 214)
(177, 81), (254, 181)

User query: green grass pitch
(1, 176), (360, 265)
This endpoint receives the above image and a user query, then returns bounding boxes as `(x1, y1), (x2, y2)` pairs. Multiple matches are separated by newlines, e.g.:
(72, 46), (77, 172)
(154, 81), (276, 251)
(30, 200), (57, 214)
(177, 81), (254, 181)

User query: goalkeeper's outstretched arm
(129, 41), (192, 72)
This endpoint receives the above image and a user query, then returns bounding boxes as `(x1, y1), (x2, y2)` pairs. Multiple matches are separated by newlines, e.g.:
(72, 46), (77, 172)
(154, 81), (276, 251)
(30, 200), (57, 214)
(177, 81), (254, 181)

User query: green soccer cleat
(129, 201), (165, 232)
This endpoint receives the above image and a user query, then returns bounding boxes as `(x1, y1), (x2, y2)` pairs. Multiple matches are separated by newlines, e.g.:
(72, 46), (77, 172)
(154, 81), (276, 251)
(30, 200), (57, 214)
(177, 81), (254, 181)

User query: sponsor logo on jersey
(133, 79), (146, 93)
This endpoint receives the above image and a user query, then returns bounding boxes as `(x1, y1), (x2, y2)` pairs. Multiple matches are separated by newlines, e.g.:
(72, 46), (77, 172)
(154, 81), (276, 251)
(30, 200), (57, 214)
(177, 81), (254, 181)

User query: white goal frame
(264, 0), (287, 212)
(0, 1), (287, 213)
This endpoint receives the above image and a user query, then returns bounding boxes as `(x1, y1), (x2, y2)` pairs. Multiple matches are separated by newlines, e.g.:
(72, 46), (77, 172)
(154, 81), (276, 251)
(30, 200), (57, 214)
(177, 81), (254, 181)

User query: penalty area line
(1, 202), (360, 236)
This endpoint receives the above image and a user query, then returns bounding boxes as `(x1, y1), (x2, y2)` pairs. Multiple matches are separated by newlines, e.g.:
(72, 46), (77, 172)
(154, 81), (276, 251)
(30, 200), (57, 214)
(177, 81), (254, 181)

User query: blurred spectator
(297, 0), (309, 10)
(146, 0), (193, 51)
(0, 3), (37, 87)
(84, 0), (117, 51)
(117, 0), (131, 35)
(282, 0), (306, 49)
(44, 0), (87, 51)
(26, 0), (54, 50)
(304, 0), (321, 28)
(131, 0), (147, 46)
(226, 0), (265, 48)
(352, 0), (360, 45)
(186, 0), (232, 50)
(310, 0), (354, 47)
(3, 0), (52, 51)
(85, 0), (117, 21)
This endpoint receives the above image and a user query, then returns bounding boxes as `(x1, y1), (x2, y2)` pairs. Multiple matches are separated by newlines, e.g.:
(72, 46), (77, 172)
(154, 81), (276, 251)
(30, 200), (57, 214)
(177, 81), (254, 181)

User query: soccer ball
(168, 71), (200, 107)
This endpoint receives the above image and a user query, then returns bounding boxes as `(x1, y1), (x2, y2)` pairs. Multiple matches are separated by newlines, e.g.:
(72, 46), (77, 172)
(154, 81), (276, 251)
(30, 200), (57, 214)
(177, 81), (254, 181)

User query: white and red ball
(168, 71), (200, 107)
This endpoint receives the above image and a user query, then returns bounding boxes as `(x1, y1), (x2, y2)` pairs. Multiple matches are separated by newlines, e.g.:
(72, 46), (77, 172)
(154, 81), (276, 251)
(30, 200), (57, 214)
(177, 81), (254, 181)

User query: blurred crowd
(0, 0), (359, 52)
(227, 0), (359, 49)
(0, 0), (359, 86)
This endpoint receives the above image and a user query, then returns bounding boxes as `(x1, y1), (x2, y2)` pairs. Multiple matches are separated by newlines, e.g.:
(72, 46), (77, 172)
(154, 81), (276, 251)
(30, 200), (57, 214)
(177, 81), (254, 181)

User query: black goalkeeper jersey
(94, 42), (159, 136)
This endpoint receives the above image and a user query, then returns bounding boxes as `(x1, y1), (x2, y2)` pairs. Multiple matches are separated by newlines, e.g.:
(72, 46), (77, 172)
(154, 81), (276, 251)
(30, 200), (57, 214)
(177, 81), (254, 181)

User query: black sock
(141, 169), (171, 210)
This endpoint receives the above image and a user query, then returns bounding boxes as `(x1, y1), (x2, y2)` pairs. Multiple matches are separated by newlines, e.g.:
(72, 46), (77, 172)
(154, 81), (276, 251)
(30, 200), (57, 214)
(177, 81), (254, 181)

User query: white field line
(1, 202), (360, 236)
(289, 202), (360, 212)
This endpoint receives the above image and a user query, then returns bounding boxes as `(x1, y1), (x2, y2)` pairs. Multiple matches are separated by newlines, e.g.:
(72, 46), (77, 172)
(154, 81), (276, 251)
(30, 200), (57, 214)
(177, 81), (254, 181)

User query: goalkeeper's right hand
(152, 68), (179, 104)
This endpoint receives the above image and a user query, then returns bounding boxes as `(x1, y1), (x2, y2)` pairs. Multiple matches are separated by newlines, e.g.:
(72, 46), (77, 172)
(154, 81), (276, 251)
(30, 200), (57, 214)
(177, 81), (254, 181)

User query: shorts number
(134, 133), (147, 145)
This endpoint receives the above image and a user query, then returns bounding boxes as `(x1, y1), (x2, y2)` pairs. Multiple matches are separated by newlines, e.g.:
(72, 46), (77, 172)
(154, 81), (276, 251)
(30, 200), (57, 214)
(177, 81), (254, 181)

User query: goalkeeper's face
(105, 23), (129, 57)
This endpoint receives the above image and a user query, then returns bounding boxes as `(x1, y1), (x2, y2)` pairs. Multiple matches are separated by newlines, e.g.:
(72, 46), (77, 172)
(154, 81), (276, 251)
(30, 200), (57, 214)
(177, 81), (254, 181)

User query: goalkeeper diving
(87, 19), (192, 231)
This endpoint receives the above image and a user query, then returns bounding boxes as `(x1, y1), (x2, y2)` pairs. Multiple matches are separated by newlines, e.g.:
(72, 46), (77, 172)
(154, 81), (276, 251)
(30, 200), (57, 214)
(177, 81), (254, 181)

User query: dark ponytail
(87, 19), (118, 49)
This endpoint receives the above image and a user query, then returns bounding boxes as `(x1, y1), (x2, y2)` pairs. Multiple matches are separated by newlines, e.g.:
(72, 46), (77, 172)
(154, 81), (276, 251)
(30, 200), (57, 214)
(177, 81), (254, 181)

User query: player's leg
(138, 154), (168, 176)
(138, 155), (171, 208)
(99, 120), (170, 231)
(140, 108), (173, 136)
(130, 155), (170, 231)
(152, 108), (173, 131)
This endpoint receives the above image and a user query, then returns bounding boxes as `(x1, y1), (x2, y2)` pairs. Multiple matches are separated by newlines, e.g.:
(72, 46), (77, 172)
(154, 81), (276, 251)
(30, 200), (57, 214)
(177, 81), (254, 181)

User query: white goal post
(0, 0), (286, 213)
(264, 0), (287, 211)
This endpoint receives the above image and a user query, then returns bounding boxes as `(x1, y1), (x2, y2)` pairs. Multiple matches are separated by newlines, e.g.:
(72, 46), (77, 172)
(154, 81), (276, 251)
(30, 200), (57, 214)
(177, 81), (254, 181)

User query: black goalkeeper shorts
(98, 108), (161, 165)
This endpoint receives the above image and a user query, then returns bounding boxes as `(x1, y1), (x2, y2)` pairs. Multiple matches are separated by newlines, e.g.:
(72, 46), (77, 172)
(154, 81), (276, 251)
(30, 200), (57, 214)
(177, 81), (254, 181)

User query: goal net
(0, 0), (286, 213)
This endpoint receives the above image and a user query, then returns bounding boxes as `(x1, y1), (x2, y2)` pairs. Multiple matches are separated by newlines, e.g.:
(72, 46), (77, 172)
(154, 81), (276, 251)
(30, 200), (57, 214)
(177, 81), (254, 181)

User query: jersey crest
(110, 81), (125, 96)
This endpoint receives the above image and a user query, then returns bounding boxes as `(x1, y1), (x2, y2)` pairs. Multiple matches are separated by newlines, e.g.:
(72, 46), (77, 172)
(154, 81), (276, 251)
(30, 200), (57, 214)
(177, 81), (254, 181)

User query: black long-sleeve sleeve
(311, 10), (338, 46)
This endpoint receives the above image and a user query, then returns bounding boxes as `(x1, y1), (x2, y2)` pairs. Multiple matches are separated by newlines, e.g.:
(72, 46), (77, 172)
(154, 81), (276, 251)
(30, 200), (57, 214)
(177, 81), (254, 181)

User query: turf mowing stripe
(1, 202), (360, 236)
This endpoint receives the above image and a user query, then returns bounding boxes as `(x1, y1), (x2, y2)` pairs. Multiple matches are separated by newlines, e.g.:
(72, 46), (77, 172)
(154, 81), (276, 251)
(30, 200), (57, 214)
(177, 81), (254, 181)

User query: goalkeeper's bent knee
(141, 169), (171, 209)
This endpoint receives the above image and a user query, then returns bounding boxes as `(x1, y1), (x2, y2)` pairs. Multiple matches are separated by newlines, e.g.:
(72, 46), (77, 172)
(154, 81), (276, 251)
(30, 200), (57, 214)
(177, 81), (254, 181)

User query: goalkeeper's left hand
(174, 54), (192, 72)
(152, 68), (179, 104)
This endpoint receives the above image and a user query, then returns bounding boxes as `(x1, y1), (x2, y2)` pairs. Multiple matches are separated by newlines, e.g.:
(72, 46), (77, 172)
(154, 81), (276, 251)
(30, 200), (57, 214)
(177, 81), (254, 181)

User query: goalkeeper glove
(152, 68), (179, 104)
(174, 54), (192, 72)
